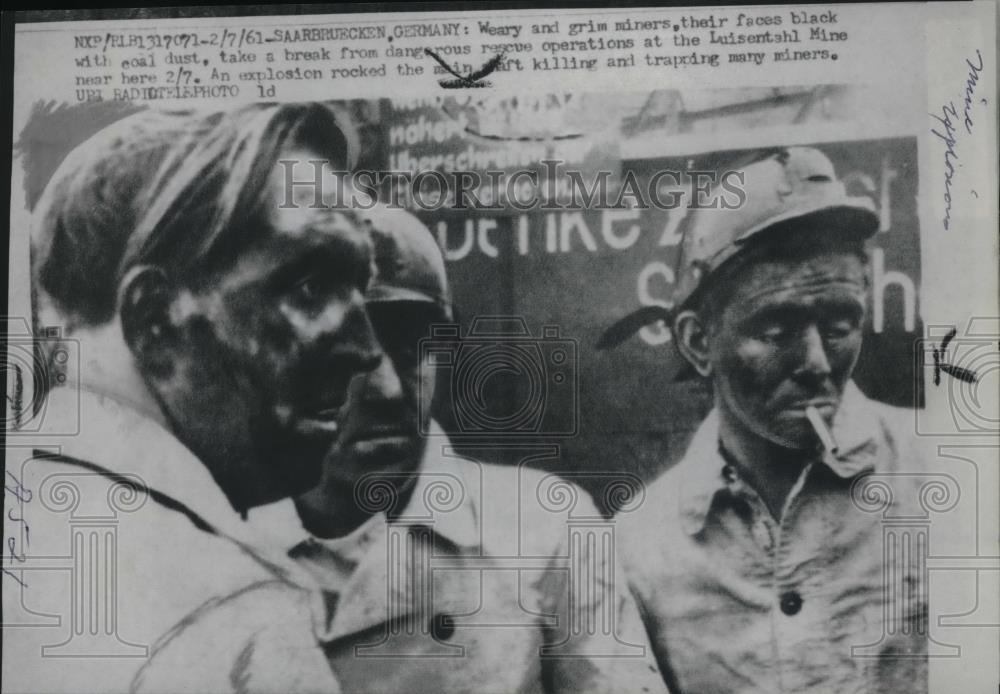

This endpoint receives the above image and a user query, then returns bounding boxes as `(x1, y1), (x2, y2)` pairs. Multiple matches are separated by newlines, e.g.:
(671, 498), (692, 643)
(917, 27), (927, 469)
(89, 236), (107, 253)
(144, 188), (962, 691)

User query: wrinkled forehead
(726, 250), (869, 311)
(267, 205), (361, 241)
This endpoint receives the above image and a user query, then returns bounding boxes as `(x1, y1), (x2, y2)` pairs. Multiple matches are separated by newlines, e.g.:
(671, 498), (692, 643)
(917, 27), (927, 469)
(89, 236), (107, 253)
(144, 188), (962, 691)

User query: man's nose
(360, 351), (405, 403)
(331, 289), (383, 375)
(793, 324), (833, 381)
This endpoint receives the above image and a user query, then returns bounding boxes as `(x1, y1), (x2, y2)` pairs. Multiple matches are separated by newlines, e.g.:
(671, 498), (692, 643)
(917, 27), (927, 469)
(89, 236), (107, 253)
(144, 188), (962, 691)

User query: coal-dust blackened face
(704, 249), (868, 450)
(144, 152), (381, 510)
(315, 301), (439, 501)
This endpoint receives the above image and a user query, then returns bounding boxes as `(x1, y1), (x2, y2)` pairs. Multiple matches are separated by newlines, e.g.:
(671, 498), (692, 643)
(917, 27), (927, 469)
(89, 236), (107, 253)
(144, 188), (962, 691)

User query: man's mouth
(344, 424), (415, 446)
(787, 399), (837, 411)
(293, 402), (346, 436)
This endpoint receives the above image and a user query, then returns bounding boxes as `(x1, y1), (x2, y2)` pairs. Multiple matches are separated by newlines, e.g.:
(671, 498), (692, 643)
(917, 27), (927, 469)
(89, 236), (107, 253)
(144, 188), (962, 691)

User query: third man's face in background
(706, 249), (868, 450)
(314, 301), (441, 500)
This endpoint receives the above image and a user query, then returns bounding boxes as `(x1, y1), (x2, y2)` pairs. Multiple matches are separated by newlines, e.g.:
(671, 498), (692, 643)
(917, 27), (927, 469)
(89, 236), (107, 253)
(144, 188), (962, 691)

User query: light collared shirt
(246, 422), (486, 621)
(620, 382), (931, 694)
(155, 425), (672, 693)
(3, 386), (330, 694)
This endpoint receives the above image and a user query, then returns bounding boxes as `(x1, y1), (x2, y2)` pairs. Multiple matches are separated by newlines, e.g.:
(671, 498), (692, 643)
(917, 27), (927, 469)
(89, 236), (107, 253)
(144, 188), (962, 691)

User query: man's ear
(118, 265), (175, 370)
(673, 310), (713, 378)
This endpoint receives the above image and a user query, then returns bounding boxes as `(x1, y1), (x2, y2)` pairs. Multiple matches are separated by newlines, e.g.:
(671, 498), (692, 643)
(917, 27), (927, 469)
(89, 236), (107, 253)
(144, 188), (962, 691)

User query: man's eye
(293, 275), (326, 303)
(822, 320), (856, 340)
(757, 324), (788, 342)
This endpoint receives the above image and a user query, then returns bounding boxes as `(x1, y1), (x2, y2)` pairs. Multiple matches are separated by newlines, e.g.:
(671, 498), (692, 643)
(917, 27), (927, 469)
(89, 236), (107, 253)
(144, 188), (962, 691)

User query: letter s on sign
(637, 261), (674, 346)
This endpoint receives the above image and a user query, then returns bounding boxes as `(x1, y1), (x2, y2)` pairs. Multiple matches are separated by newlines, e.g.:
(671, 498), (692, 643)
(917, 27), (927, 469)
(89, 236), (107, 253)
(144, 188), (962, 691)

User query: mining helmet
(356, 205), (453, 320)
(597, 146), (879, 351)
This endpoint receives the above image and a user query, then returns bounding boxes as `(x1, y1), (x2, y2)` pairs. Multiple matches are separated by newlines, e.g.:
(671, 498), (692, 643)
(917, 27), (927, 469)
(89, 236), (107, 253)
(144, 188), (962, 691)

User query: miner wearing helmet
(139, 207), (669, 694)
(610, 148), (930, 693)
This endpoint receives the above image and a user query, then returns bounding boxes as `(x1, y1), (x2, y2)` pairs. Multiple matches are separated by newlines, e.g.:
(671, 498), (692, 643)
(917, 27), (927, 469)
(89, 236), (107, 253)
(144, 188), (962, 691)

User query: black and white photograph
(2, 4), (998, 693)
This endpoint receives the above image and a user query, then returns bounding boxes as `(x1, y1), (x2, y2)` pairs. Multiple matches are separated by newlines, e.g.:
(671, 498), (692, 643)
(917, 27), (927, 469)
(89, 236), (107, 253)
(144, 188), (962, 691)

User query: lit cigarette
(805, 405), (838, 455)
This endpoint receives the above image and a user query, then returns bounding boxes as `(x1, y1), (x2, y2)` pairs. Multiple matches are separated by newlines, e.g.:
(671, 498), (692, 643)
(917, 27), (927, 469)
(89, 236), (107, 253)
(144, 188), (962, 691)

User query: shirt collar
(249, 420), (481, 553)
(386, 423), (481, 549)
(42, 387), (247, 537)
(678, 381), (885, 535)
(39, 387), (324, 592)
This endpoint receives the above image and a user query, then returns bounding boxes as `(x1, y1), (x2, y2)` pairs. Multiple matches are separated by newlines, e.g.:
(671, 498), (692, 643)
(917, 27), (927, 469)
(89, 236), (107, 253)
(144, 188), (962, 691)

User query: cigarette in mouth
(805, 405), (838, 455)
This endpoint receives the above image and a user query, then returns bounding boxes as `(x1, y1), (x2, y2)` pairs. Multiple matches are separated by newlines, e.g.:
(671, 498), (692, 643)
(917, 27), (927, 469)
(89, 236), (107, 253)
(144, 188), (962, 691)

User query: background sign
(380, 96), (922, 508)
(19, 93), (923, 512)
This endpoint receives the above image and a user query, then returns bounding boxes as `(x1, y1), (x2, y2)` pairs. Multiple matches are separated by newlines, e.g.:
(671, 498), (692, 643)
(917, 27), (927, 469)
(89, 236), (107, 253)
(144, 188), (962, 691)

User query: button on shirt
(187, 426), (670, 694)
(620, 383), (930, 694)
